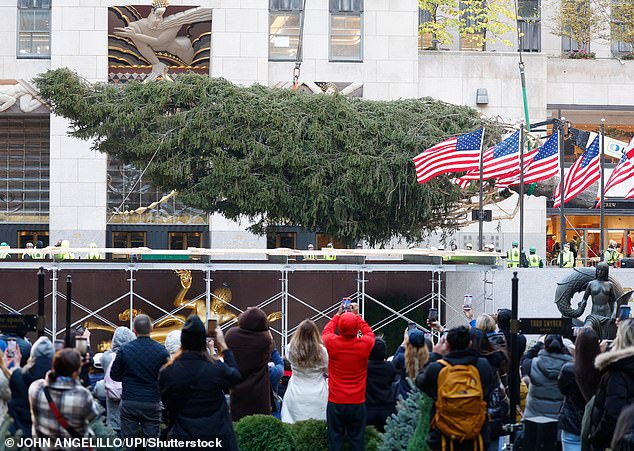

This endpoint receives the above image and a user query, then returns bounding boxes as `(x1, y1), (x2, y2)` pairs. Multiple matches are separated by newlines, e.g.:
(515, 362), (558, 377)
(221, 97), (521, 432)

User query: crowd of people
(0, 301), (632, 451)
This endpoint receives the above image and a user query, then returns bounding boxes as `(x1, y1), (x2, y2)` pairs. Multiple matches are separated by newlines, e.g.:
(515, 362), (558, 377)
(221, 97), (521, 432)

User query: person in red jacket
(323, 301), (375, 451)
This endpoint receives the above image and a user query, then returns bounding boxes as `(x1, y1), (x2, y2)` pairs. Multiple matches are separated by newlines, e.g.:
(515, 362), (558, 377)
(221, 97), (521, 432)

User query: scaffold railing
(0, 251), (502, 351)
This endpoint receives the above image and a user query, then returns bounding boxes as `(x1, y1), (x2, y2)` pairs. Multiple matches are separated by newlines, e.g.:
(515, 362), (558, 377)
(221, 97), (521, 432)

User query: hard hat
(26, 243), (34, 248)
(465, 243), (473, 249)
(512, 241), (519, 246)
(564, 242), (570, 248)
(438, 245), (445, 251)
(529, 246), (536, 253)
(610, 240), (617, 247)
(0, 242), (8, 247)
(308, 244), (314, 249)
(485, 244), (494, 250)
(327, 243), (333, 248)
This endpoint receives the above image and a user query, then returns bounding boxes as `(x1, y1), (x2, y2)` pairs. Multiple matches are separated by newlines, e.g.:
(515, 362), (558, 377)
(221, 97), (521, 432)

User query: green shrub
(236, 415), (296, 451)
(0, 415), (28, 451)
(291, 419), (381, 451)
(343, 425), (381, 451)
(90, 415), (122, 451)
(380, 380), (422, 451)
(292, 420), (329, 451)
(406, 394), (433, 451)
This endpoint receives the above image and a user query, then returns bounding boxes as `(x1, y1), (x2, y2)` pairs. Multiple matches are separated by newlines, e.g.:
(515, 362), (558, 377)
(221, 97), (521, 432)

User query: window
(562, 29), (580, 52)
(18, 231), (48, 248)
(460, 0), (485, 51)
(169, 232), (203, 250)
(267, 231), (297, 249)
(269, 0), (303, 61)
(17, 0), (51, 58)
(107, 159), (207, 225)
(611, 1), (633, 55)
(113, 231), (146, 248)
(316, 233), (346, 250)
(329, 0), (363, 62)
(517, 0), (541, 52)
(112, 231), (146, 259)
(418, 8), (434, 50)
(0, 116), (49, 223)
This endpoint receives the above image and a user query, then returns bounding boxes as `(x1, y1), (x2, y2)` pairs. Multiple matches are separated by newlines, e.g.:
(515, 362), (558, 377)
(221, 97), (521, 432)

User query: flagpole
(559, 118), (566, 267)
(479, 130), (485, 252)
(600, 118), (606, 253)
(519, 124), (525, 262)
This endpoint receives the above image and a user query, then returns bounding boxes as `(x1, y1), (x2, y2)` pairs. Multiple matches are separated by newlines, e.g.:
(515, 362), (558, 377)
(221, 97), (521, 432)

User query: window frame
(459, 0), (486, 51)
(328, 11), (363, 62)
(269, 0), (304, 62)
(168, 231), (203, 250)
(418, 8), (434, 50)
(16, 0), (51, 59)
(611, 1), (633, 56)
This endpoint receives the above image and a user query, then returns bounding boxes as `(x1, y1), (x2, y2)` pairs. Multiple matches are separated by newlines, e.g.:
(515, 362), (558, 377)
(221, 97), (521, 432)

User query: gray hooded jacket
(524, 349), (573, 419)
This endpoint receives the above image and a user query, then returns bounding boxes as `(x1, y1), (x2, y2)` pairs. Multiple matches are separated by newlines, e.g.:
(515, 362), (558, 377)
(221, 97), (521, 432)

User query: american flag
(497, 130), (561, 187)
(413, 128), (484, 184)
(615, 137), (634, 200)
(600, 137), (634, 205)
(553, 134), (601, 208)
(458, 130), (521, 182)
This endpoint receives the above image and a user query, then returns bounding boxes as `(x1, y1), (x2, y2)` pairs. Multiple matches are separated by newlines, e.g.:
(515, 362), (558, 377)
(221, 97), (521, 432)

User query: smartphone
(619, 305), (631, 320)
(75, 337), (88, 355)
(207, 318), (218, 338)
(7, 339), (16, 358)
(342, 297), (352, 312)
(428, 308), (438, 323)
(463, 295), (472, 310)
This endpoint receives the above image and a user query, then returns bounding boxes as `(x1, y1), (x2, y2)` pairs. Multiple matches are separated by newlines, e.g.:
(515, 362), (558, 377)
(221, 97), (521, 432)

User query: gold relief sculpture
(108, 1), (212, 83)
(84, 270), (282, 344)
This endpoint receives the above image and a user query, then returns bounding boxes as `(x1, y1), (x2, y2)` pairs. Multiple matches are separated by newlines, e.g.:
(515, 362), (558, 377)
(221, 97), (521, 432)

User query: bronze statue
(555, 262), (632, 339)
(86, 270), (282, 343)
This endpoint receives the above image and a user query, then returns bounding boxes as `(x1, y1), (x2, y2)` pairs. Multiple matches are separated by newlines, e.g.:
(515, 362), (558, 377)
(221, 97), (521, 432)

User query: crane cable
(292, 0), (308, 90)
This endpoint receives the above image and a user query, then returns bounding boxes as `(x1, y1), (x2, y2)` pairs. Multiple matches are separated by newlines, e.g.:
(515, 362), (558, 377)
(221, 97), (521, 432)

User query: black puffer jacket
(365, 338), (397, 432)
(557, 362), (585, 436)
(590, 347), (634, 451)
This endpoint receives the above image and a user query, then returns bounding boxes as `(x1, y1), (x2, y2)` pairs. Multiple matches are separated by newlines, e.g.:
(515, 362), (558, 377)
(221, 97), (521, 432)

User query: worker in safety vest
(22, 242), (34, 260)
(31, 240), (45, 260)
(506, 241), (521, 268)
(528, 247), (543, 268)
(559, 243), (575, 268)
(604, 240), (618, 267)
(305, 243), (316, 261)
(0, 242), (10, 259)
(87, 242), (103, 260)
(324, 242), (337, 261)
(54, 240), (75, 262)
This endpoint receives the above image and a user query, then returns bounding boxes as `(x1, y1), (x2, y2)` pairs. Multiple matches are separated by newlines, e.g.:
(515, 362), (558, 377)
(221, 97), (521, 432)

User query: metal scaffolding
(0, 258), (500, 350)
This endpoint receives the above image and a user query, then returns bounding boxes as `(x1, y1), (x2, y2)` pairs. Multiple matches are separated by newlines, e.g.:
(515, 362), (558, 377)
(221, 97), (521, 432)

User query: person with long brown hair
(393, 327), (430, 400)
(159, 315), (241, 450)
(281, 319), (328, 423)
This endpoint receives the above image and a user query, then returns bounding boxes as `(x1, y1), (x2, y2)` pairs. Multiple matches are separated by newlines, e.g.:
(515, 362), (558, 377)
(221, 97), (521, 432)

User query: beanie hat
(408, 329), (426, 348)
(180, 315), (206, 351)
